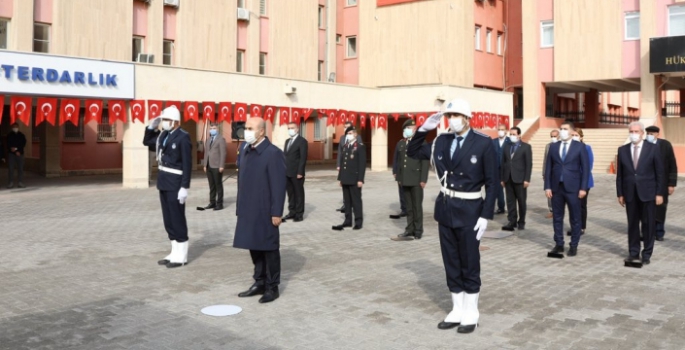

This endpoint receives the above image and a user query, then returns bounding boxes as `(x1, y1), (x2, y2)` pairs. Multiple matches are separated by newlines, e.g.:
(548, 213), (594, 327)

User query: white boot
(458, 293), (479, 333)
(158, 240), (177, 265)
(167, 241), (188, 268)
(439, 292), (464, 329)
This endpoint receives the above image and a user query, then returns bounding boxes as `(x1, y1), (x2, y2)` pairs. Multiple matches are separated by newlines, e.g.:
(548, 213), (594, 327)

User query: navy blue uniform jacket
(407, 129), (498, 228)
(143, 128), (192, 192)
(616, 141), (664, 203)
(233, 138), (287, 251)
(543, 140), (589, 193)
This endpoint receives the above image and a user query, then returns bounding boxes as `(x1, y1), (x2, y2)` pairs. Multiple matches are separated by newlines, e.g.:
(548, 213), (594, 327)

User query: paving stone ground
(1, 166), (685, 349)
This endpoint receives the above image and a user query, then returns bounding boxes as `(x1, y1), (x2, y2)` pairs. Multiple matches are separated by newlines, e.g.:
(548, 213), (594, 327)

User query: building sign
(650, 35), (685, 74)
(0, 51), (135, 99)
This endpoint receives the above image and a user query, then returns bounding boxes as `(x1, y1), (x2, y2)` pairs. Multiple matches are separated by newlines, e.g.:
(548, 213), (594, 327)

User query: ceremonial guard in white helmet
(406, 98), (497, 334)
(143, 106), (193, 268)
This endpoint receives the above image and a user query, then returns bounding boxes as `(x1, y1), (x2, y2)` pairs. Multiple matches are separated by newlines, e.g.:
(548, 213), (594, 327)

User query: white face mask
(12, 128), (19, 133)
(559, 129), (570, 140)
(498, 130), (506, 138)
(403, 128), (414, 138)
(509, 135), (519, 143)
(288, 129), (297, 137)
(646, 135), (656, 143)
(449, 117), (466, 133)
(346, 134), (355, 142)
(629, 133), (641, 144)
(162, 121), (172, 131)
(572, 136), (580, 142)
(550, 137), (559, 143)
(244, 130), (257, 144)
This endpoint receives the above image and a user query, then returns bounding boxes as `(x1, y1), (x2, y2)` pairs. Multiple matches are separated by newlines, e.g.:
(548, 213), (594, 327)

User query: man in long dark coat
(234, 117), (287, 304)
(645, 125), (678, 241)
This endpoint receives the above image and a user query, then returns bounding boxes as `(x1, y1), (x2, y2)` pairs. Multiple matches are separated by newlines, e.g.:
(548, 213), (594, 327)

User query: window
(346, 36), (357, 58)
(497, 32), (502, 55)
(33, 23), (50, 53)
(318, 60), (324, 81)
(336, 34), (342, 44)
(346, 0), (357, 6)
(318, 5), (325, 28)
(669, 6), (685, 36)
(299, 120), (307, 137)
(475, 26), (481, 50)
(97, 111), (117, 142)
(259, 52), (267, 75)
(237, 0), (245, 8)
(163, 40), (174, 65)
(132, 36), (144, 62)
(0, 19), (8, 49)
(236, 49), (245, 72)
(64, 109), (85, 142)
(486, 29), (492, 53)
(259, 0), (267, 16)
(314, 117), (323, 140)
(540, 21), (554, 48)
(625, 12), (640, 40)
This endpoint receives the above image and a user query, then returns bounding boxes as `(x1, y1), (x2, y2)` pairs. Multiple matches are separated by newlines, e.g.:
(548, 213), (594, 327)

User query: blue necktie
(561, 142), (568, 161)
(451, 136), (463, 163)
(210, 136), (215, 147)
(163, 134), (169, 147)
(510, 144), (517, 157)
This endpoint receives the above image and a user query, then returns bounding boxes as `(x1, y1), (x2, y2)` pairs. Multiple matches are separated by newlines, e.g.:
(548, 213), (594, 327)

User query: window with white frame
(132, 36), (144, 62)
(486, 29), (492, 53)
(669, 6), (685, 36)
(163, 40), (174, 65)
(497, 32), (502, 55)
(237, 49), (245, 72)
(540, 21), (554, 48)
(318, 5), (325, 28)
(318, 60), (324, 81)
(475, 26), (481, 50)
(625, 12), (640, 40)
(237, 0), (245, 9)
(314, 117), (323, 140)
(33, 23), (50, 53)
(259, 52), (267, 75)
(259, 0), (267, 16)
(346, 36), (357, 58)
(0, 19), (8, 49)
(347, 0), (357, 6)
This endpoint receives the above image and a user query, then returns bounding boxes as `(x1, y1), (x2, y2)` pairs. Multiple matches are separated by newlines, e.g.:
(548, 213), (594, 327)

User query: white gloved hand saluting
(178, 187), (188, 204)
(473, 217), (488, 241)
(418, 112), (443, 132)
(148, 116), (162, 130)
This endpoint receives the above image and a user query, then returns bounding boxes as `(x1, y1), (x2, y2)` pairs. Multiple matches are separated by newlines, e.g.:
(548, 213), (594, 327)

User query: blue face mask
(403, 128), (414, 138)
(209, 129), (218, 136)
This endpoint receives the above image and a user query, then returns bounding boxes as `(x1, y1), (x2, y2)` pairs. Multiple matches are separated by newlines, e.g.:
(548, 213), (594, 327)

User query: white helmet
(443, 98), (472, 118)
(161, 106), (181, 121)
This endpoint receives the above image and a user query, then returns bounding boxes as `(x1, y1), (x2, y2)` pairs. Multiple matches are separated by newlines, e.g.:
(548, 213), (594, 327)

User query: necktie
(210, 136), (214, 147)
(510, 144), (517, 157)
(561, 142), (568, 162)
(163, 134), (169, 147)
(633, 145), (639, 170)
(452, 136), (463, 163)
(286, 139), (291, 152)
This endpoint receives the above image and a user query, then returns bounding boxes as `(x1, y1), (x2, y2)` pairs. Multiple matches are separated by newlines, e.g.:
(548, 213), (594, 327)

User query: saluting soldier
(332, 126), (366, 231)
(392, 119), (429, 241)
(142, 106), (193, 268)
(407, 98), (497, 334)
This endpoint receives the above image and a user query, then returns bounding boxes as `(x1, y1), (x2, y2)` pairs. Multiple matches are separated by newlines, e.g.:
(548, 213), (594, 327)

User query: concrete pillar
(521, 0), (539, 121)
(584, 89), (599, 128)
(10, 0), (33, 52)
(370, 127), (387, 171)
(122, 108), (149, 188)
(640, 0), (658, 125)
(39, 123), (61, 177)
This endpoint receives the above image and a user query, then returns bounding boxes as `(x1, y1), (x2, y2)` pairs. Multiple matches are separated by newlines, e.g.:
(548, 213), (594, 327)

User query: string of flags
(2, 96), (511, 130)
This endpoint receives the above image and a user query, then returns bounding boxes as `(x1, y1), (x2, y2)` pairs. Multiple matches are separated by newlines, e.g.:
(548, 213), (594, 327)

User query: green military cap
(403, 119), (416, 128)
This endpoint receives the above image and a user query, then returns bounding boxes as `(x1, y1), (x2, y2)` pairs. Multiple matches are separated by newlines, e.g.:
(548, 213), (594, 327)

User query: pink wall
(133, 1), (147, 37)
(622, 40), (640, 78)
(474, 0), (505, 89)
(163, 7), (176, 40)
(0, 0), (12, 18)
(34, 0), (52, 23)
(260, 18), (269, 53)
(237, 22), (248, 50)
(318, 29), (326, 61)
(61, 123), (124, 171)
(539, 0), (553, 20)
(336, 1), (359, 84)
(538, 49), (553, 82)
(658, 0), (676, 37)
(623, 0), (639, 12)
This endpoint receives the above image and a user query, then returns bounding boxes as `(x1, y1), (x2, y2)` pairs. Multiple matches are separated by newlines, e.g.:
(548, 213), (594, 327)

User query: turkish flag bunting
(202, 102), (216, 122)
(184, 101), (199, 122)
(166, 100), (181, 111)
(263, 105), (277, 123)
(108, 100), (126, 124)
(280, 107), (291, 124)
(291, 108), (303, 122)
(471, 112), (482, 128)
(326, 110), (337, 126)
(337, 110), (348, 125)
(250, 104), (263, 118)
(129, 100), (145, 123)
(36, 98), (58, 126)
(317, 109), (327, 119)
(234, 103), (248, 121)
(416, 113), (427, 126)
(499, 115), (510, 129)
(407, 113), (415, 121)
(369, 114), (377, 129)
(348, 112), (358, 125)
(217, 102), (232, 123)
(10, 96), (32, 126)
(60, 98), (81, 126)
(378, 114), (388, 130)
(443, 115), (449, 129)
(485, 113), (497, 129)
(391, 113), (400, 122)
(148, 100), (163, 120)
(359, 113), (367, 129)
(85, 99), (103, 124)
(303, 108), (313, 121)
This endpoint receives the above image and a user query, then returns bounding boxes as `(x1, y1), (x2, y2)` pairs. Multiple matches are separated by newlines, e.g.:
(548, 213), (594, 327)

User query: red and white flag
(60, 98), (81, 126)
(108, 100), (126, 124)
(359, 113), (367, 129)
(36, 97), (58, 126)
(250, 104), (263, 118)
(184, 101), (199, 122)
(263, 106), (277, 123)
(166, 100), (181, 112)
(280, 107), (291, 124)
(130, 100), (146, 123)
(85, 99), (103, 124)
(202, 102), (216, 122)
(326, 110), (337, 126)
(10, 96), (32, 126)
(234, 103), (248, 121)
(348, 112), (358, 125)
(148, 100), (163, 119)
(317, 109), (327, 119)
(291, 108), (303, 123)
(303, 108), (314, 121)
(217, 102), (232, 123)
(391, 113), (400, 122)
(416, 113), (427, 126)
(378, 114), (388, 130)
(499, 115), (510, 129)
(337, 110), (348, 125)
(369, 114), (377, 129)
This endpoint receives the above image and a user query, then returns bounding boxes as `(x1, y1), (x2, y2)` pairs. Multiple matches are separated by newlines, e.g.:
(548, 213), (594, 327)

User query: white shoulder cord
(430, 138), (448, 189)
(155, 132), (162, 163)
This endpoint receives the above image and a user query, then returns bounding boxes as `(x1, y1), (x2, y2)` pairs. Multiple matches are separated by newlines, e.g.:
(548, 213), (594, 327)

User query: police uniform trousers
(627, 186), (656, 260)
(250, 249), (281, 289)
(206, 167), (224, 205)
(402, 185), (424, 235)
(552, 182), (581, 247)
(504, 178), (527, 226)
(286, 176), (305, 218)
(342, 185), (363, 226)
(438, 211), (481, 294)
(159, 190), (188, 242)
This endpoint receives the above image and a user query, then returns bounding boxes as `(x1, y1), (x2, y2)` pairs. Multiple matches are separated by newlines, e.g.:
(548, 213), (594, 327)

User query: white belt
(440, 188), (482, 199)
(159, 165), (183, 176)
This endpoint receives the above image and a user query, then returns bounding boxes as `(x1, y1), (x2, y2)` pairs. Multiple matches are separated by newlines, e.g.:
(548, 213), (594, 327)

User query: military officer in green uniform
(392, 119), (429, 241)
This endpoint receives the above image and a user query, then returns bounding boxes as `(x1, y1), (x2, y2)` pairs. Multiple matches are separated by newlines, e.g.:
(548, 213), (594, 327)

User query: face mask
(403, 128), (414, 138)
(288, 129), (297, 137)
(498, 130), (506, 138)
(572, 136), (580, 142)
(449, 117), (466, 133)
(12, 128), (19, 133)
(629, 133), (641, 143)
(346, 134), (355, 142)
(550, 137), (559, 143)
(209, 129), (218, 136)
(559, 129), (570, 140)
(509, 135), (519, 143)
(646, 135), (656, 143)
(162, 121), (172, 131)
(244, 130), (257, 144)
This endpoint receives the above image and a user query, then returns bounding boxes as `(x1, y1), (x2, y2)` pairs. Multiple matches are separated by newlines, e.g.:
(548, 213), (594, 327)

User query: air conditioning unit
(164, 0), (180, 7)
(237, 8), (250, 21)
(284, 84), (297, 95)
(136, 53), (155, 64)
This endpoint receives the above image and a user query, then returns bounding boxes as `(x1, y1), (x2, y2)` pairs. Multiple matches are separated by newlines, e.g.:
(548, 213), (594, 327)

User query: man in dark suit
(333, 126), (366, 230)
(542, 130), (560, 219)
(645, 126), (677, 241)
(544, 122), (589, 257)
(391, 119), (429, 241)
(283, 121), (308, 222)
(203, 123), (227, 211)
(617, 122), (664, 265)
(492, 124), (511, 214)
(500, 127), (532, 231)
(142, 106), (193, 268)
(234, 117), (287, 303)
(407, 98), (497, 334)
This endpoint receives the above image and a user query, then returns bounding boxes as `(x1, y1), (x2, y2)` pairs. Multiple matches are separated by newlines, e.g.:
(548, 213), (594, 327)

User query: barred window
(64, 108), (85, 141)
(97, 111), (117, 142)
(314, 117), (322, 141)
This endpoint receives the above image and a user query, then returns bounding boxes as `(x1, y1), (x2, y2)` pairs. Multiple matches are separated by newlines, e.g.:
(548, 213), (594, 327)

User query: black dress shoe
(414, 232), (423, 240)
(157, 259), (170, 265)
(502, 223), (516, 231)
(389, 214), (402, 219)
(238, 284), (265, 297)
(332, 223), (352, 231)
(437, 321), (460, 330)
(293, 217), (303, 222)
(551, 245), (564, 254)
(258, 288), (280, 303)
(337, 205), (345, 212)
(399, 212), (408, 217)
(656, 237), (664, 241)
(457, 324), (477, 333)
(213, 204), (224, 211)
(204, 203), (216, 210)
(642, 259), (650, 265)
(391, 232), (415, 241)
(353, 225), (362, 230)
(517, 224), (525, 230)
(283, 214), (296, 220)
(568, 246), (577, 257)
